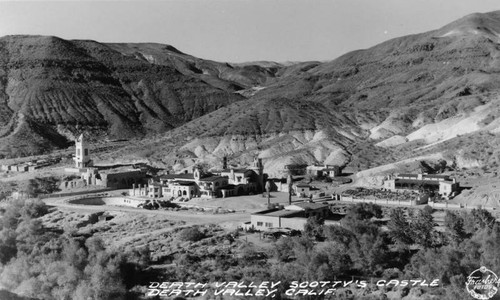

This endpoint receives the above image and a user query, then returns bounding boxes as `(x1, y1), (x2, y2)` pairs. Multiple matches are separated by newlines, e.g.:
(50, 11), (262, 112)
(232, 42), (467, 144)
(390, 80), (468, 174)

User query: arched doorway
(178, 190), (182, 197)
(183, 190), (187, 196)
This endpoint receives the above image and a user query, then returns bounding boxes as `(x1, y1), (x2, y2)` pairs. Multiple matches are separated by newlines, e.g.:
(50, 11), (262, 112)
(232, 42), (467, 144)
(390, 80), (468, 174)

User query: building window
(84, 149), (88, 156)
(257, 222), (263, 226)
(265, 222), (273, 227)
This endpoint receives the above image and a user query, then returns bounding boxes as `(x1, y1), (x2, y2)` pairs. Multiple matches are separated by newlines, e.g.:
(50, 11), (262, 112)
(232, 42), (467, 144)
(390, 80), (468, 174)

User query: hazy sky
(0, 0), (499, 62)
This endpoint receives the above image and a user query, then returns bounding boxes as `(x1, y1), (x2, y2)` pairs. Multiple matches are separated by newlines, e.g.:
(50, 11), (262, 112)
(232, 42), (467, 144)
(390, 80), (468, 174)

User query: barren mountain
(108, 11), (500, 176)
(0, 36), (281, 157)
(5, 11), (500, 179)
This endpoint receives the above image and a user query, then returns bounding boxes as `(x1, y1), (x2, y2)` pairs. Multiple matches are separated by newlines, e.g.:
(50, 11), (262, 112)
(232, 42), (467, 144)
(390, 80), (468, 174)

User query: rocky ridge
(4, 12), (500, 178)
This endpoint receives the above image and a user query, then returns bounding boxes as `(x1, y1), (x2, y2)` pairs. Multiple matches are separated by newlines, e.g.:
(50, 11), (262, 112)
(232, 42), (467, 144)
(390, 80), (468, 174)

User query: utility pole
(287, 174), (293, 205)
(265, 180), (271, 208)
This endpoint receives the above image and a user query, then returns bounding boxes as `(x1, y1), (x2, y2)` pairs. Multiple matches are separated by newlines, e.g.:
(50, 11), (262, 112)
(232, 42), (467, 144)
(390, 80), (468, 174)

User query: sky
(0, 0), (499, 63)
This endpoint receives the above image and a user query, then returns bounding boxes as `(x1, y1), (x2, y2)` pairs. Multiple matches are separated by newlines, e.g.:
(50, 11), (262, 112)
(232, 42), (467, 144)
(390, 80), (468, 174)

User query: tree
(20, 199), (49, 219)
(345, 202), (383, 221)
(353, 233), (390, 275)
(304, 215), (324, 240)
(273, 237), (296, 262)
(323, 225), (357, 248)
(444, 211), (466, 245)
(463, 209), (496, 234)
(409, 208), (435, 248)
(25, 177), (59, 197)
(476, 224), (500, 273)
(0, 228), (17, 264)
(387, 208), (413, 247)
(404, 246), (464, 285)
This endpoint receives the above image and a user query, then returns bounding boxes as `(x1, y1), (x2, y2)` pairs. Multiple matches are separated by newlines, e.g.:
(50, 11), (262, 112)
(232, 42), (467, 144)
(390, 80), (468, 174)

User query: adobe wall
(251, 214), (280, 230)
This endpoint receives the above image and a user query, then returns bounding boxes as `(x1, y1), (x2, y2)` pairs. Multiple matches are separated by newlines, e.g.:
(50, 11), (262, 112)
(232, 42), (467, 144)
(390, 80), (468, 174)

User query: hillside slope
(107, 11), (500, 176)
(0, 36), (281, 157)
(5, 11), (500, 180)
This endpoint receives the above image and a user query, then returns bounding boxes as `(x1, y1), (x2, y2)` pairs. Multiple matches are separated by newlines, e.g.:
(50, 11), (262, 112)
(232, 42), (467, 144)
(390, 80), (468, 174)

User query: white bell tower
(74, 134), (91, 168)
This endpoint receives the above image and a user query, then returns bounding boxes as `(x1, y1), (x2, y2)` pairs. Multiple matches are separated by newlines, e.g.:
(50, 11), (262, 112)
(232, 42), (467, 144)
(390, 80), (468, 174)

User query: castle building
(65, 134), (146, 189)
(129, 157), (265, 199)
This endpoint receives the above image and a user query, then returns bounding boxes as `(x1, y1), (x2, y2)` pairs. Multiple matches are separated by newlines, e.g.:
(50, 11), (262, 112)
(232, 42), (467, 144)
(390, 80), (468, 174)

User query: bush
(178, 227), (205, 242)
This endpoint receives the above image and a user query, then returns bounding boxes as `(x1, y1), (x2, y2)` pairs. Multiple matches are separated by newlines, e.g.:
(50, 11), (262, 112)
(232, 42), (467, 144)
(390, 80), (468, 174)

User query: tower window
(84, 149), (88, 156)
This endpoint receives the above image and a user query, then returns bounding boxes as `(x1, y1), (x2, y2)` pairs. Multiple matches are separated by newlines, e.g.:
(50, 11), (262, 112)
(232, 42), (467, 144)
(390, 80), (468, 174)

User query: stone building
(129, 157), (265, 199)
(306, 164), (341, 178)
(383, 173), (459, 198)
(65, 134), (146, 189)
(81, 167), (146, 189)
(250, 202), (333, 231)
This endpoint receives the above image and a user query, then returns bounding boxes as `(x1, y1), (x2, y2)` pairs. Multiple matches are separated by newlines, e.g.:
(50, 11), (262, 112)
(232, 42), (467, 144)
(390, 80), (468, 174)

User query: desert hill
(0, 36), (281, 157)
(106, 11), (500, 177)
(4, 12), (500, 179)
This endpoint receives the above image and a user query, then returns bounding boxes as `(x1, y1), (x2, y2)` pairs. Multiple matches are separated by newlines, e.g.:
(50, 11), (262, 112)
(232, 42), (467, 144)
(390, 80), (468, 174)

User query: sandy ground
(39, 190), (331, 251)
(0, 166), (69, 182)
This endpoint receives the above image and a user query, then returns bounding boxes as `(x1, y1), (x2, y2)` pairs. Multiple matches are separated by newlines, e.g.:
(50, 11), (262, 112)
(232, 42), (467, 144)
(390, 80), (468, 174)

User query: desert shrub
(0, 199), (151, 300)
(178, 227), (205, 242)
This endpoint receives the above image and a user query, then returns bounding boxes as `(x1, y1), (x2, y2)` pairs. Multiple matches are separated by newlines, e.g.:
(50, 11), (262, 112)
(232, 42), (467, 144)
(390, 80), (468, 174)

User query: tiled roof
(161, 173), (194, 180)
(264, 210), (303, 217)
(219, 184), (237, 190)
(423, 174), (450, 179)
(198, 176), (227, 182)
(173, 181), (196, 186)
(221, 168), (253, 174)
(398, 174), (418, 178)
(394, 179), (440, 186)
(286, 202), (329, 210)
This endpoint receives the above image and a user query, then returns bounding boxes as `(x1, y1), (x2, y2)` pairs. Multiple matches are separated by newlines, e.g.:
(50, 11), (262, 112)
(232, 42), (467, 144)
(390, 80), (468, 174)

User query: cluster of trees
(163, 203), (500, 299)
(0, 199), (152, 300)
(404, 209), (500, 299)
(25, 177), (59, 197)
(155, 203), (394, 297)
(2, 198), (499, 300)
(272, 203), (389, 283)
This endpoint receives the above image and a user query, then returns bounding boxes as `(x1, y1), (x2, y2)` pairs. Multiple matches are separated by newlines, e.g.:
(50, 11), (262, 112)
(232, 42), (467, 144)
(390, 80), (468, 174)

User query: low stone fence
(341, 196), (415, 206)
(340, 196), (498, 211)
(67, 195), (145, 207)
(39, 188), (115, 199)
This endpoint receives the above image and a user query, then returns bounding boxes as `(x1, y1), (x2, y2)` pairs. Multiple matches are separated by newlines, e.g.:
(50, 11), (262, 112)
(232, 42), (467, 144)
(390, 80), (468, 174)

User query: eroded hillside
(5, 12), (500, 178)
(0, 36), (281, 157)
